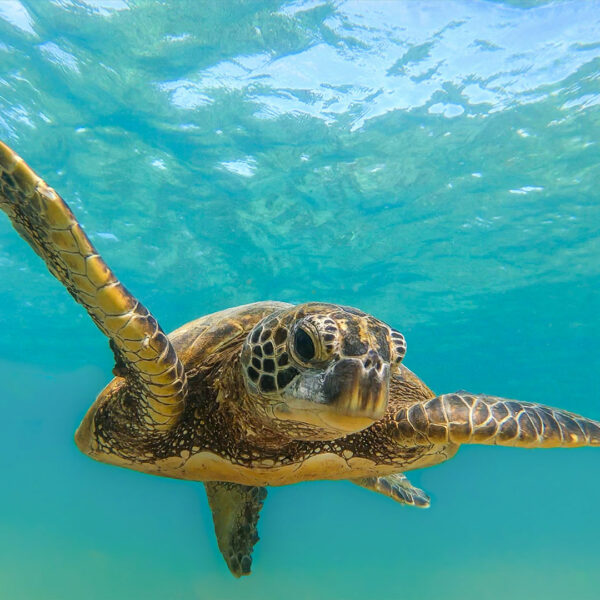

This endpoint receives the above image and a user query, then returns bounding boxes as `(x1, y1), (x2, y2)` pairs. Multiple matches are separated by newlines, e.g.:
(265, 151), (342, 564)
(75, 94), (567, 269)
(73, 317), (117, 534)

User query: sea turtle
(1, 139), (599, 577)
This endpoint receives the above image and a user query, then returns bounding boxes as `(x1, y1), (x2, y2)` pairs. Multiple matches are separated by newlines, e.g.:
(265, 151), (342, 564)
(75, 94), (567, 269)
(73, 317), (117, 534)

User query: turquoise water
(1, 1), (599, 598)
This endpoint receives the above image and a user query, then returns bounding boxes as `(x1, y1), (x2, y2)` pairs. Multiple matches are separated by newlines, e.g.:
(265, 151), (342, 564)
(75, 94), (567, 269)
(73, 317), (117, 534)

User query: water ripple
(158, 0), (600, 128)
(0, 0), (36, 36)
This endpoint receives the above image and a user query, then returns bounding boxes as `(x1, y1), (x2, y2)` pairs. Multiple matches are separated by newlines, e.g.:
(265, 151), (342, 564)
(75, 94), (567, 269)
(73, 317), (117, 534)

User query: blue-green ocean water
(1, 1), (599, 598)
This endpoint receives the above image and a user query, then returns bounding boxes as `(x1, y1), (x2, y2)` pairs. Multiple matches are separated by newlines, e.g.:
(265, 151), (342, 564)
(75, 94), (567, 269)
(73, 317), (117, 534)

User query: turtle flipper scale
(204, 482), (267, 577)
(0, 141), (186, 431)
(352, 473), (430, 508)
(393, 392), (600, 448)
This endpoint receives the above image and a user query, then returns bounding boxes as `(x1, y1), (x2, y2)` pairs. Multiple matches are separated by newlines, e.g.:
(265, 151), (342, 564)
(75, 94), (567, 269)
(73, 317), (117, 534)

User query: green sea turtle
(1, 140), (599, 577)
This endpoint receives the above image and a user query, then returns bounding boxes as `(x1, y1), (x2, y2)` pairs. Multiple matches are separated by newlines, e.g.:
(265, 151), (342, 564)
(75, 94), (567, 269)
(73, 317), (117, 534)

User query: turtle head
(240, 303), (406, 441)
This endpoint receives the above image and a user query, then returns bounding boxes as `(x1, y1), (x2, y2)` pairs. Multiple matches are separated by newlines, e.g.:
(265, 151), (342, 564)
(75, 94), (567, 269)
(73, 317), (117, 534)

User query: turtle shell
(168, 301), (292, 370)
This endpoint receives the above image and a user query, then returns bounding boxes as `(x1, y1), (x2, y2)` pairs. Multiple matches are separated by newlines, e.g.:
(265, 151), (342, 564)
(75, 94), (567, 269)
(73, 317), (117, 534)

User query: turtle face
(240, 303), (406, 441)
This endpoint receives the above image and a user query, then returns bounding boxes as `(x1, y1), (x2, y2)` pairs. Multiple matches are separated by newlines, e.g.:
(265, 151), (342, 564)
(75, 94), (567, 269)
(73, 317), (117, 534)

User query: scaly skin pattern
(237, 302), (407, 440)
(0, 141), (186, 431)
(394, 393), (600, 448)
(240, 303), (406, 399)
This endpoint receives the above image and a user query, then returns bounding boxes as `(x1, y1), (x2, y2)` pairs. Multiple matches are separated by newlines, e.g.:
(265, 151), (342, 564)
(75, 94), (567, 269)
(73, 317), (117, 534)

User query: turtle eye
(294, 327), (316, 362)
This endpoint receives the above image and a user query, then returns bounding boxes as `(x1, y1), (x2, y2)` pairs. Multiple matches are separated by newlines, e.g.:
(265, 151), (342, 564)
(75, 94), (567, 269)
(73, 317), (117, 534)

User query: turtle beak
(275, 355), (390, 438)
(320, 358), (389, 430)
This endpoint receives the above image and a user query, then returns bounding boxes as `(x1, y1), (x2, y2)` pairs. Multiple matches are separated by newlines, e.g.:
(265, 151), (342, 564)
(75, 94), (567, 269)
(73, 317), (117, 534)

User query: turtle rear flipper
(0, 141), (186, 431)
(204, 482), (267, 577)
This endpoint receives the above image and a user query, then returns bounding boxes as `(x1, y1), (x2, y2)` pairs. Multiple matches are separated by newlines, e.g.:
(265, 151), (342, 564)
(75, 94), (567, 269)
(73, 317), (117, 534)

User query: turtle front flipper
(204, 482), (267, 577)
(392, 392), (600, 448)
(352, 473), (430, 508)
(0, 141), (186, 431)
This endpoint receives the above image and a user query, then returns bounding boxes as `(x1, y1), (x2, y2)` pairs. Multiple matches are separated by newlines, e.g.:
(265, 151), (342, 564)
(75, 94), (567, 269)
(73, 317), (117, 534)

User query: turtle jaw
(274, 357), (390, 438)
(319, 358), (390, 432)
(324, 358), (388, 413)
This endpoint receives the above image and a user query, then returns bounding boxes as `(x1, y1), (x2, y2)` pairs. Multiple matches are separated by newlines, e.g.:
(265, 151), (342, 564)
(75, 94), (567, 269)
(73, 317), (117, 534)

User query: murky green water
(0, 1), (599, 599)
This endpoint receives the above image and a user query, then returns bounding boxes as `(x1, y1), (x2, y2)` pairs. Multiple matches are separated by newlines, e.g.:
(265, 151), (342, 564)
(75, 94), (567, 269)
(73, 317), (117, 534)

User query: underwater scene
(1, 1), (599, 598)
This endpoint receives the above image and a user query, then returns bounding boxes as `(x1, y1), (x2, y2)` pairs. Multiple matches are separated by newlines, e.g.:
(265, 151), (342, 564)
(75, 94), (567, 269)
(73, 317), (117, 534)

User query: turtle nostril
(364, 349), (384, 372)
